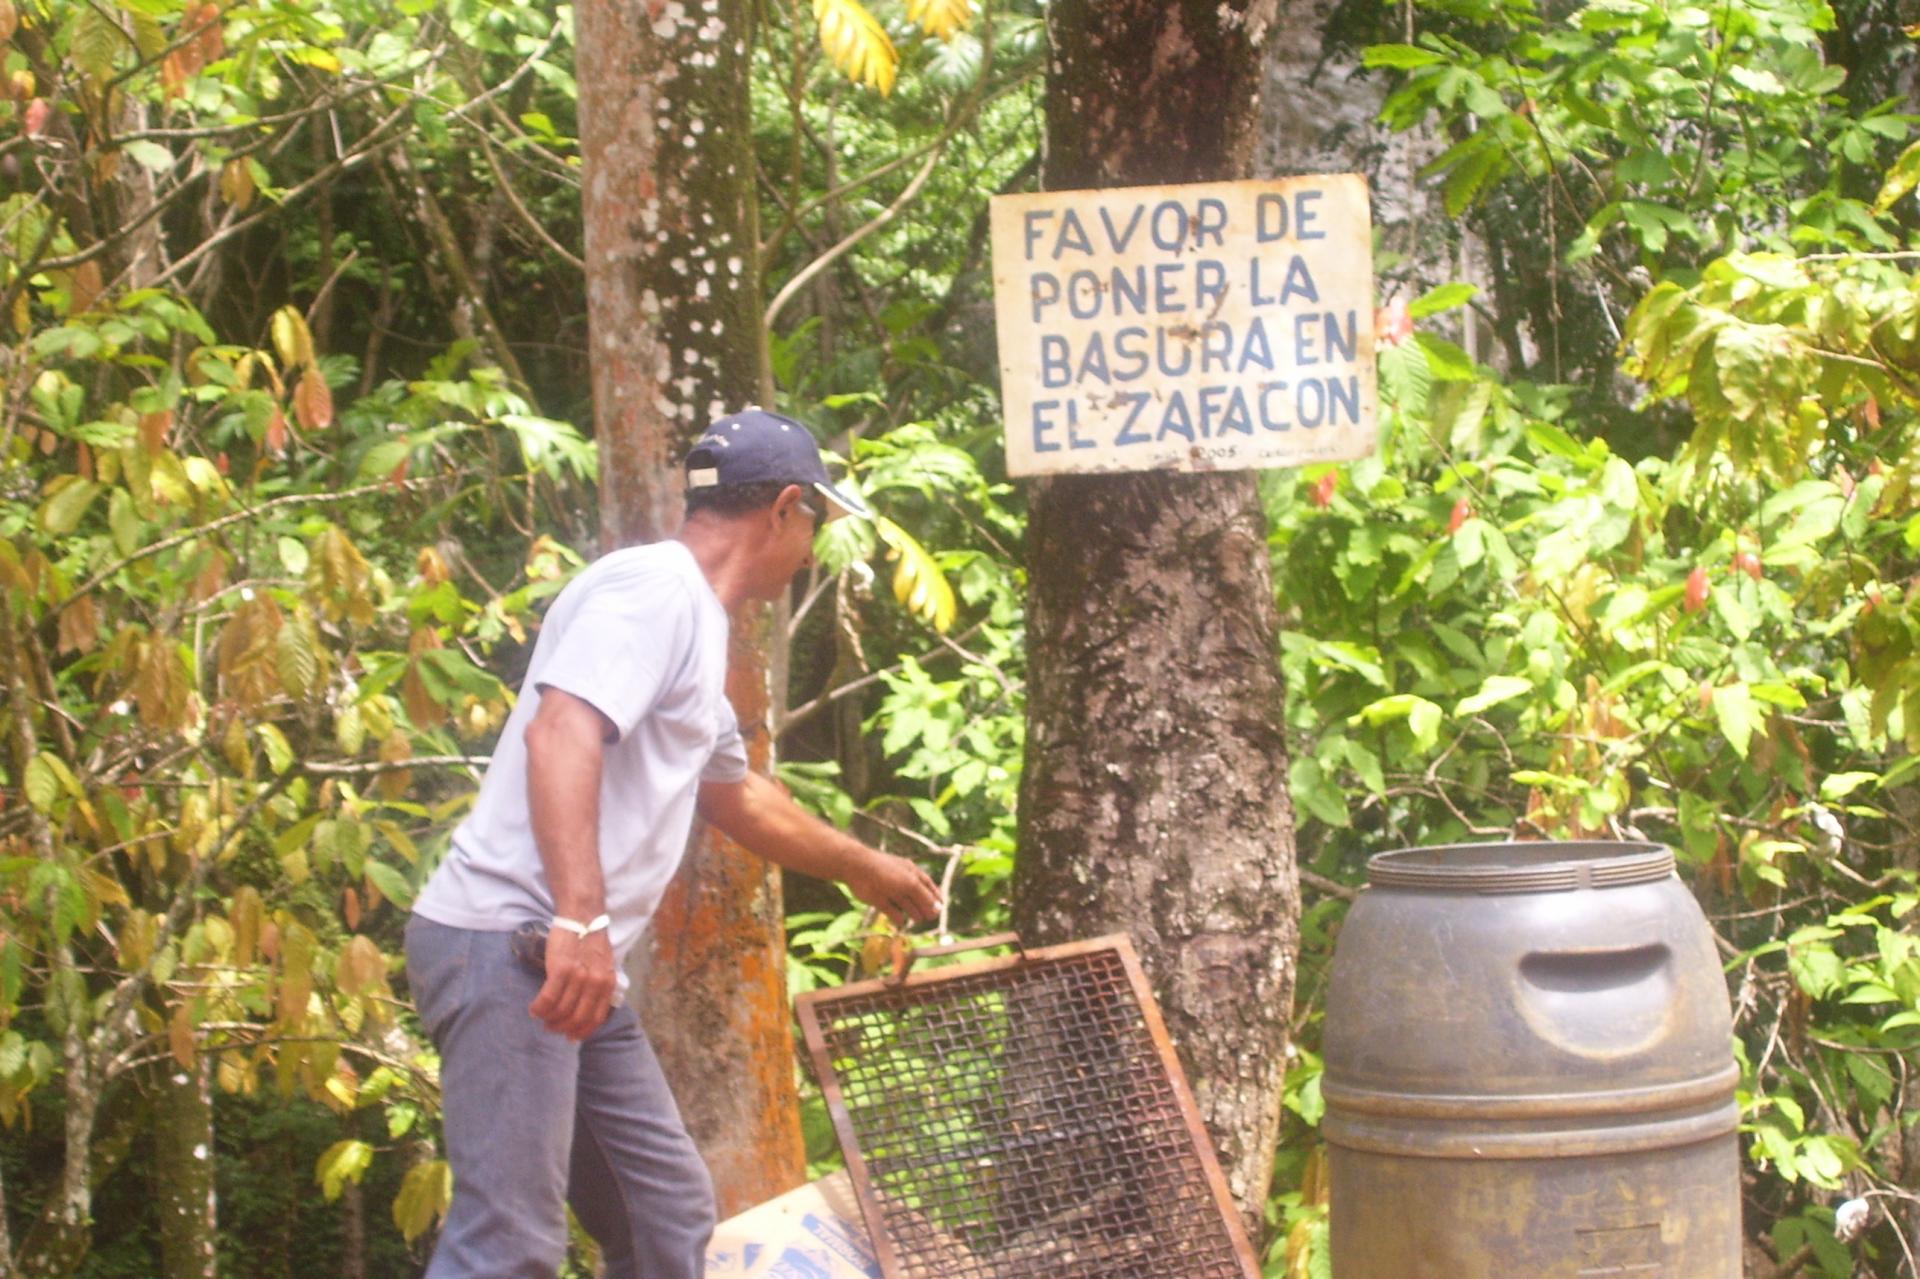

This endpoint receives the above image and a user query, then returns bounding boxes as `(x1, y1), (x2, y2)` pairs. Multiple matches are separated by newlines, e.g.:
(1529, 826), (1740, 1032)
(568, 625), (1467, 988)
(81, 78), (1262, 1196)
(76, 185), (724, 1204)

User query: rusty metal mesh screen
(801, 944), (1253, 1279)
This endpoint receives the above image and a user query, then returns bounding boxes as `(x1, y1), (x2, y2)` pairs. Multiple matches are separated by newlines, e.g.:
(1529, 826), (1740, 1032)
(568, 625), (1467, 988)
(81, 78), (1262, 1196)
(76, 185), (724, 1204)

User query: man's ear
(771, 483), (807, 523)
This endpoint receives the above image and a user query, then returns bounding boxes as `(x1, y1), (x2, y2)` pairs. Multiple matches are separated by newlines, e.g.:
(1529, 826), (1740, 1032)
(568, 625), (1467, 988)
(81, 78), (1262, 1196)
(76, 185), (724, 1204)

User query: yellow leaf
(316, 1137), (373, 1200)
(68, 261), (104, 316)
(222, 713), (254, 778)
(269, 305), (315, 370)
(277, 922), (316, 1024)
(309, 525), (373, 625)
(374, 818), (420, 866)
(874, 516), (956, 632)
(336, 935), (386, 997)
(82, 867), (131, 910)
(276, 608), (327, 699)
(219, 158), (255, 210)
(285, 45), (343, 73)
(119, 909), (156, 969)
(56, 592), (99, 656)
(323, 1074), (359, 1112)
(393, 1159), (453, 1242)
(230, 886), (263, 967)
(813, 0), (897, 94)
(376, 729), (414, 800)
(906, 0), (970, 40)
(401, 627), (446, 731)
(294, 365), (333, 431)
(133, 633), (192, 731)
(169, 1002), (197, 1069)
(39, 476), (102, 535)
(217, 596), (284, 709)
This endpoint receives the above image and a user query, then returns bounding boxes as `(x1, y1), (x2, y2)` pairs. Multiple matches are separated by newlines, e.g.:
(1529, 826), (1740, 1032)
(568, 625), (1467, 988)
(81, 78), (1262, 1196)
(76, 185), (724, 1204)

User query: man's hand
(698, 772), (945, 925)
(528, 928), (617, 1041)
(844, 849), (943, 928)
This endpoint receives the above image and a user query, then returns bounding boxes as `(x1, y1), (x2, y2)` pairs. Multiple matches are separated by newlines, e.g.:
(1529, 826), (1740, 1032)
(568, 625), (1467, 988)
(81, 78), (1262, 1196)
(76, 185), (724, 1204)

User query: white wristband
(552, 913), (611, 938)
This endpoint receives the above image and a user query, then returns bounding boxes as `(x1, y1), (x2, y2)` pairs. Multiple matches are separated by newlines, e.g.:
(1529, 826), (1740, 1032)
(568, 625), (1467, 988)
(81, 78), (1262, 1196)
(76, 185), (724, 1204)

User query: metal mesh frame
(796, 936), (1259, 1279)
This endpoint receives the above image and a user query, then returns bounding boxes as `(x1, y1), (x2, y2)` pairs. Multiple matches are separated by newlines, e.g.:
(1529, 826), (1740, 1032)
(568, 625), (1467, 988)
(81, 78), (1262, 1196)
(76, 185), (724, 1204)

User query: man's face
(751, 485), (820, 599)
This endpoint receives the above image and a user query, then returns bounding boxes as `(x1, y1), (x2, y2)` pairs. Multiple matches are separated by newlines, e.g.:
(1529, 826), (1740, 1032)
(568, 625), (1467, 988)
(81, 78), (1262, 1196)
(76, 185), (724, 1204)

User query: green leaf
(364, 860), (415, 908)
(39, 478), (102, 535)
(1712, 682), (1758, 759)
(121, 141), (175, 173)
(1362, 43), (1448, 69)
(108, 489), (140, 557)
(1787, 935), (1845, 998)
(1351, 694), (1445, 752)
(393, 1159), (453, 1242)
(1289, 756), (1350, 828)
(316, 1139), (374, 1201)
(1727, 66), (1784, 96)
(255, 724), (294, 775)
(1408, 283), (1478, 320)
(1413, 332), (1475, 381)
(72, 5), (126, 82)
(1876, 140), (1920, 213)
(1456, 675), (1532, 717)
(1820, 771), (1878, 800)
(24, 754), (61, 812)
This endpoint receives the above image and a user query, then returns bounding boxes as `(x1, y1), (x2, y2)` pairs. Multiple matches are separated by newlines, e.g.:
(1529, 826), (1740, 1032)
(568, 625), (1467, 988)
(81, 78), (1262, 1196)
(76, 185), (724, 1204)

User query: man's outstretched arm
(697, 772), (942, 926)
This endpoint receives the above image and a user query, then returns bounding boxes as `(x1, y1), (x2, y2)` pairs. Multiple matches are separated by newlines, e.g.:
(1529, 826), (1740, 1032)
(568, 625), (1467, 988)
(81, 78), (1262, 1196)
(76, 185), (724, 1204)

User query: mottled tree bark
(1012, 0), (1299, 1236)
(340, 1177), (367, 1279)
(0, 1158), (12, 1278)
(577, 0), (769, 549)
(576, 0), (806, 1217)
(11, 1085), (145, 1278)
(153, 1060), (216, 1279)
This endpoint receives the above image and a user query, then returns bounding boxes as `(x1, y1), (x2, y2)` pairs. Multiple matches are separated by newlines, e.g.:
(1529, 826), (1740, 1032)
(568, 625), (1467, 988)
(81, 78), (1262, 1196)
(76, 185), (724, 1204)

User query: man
(406, 408), (942, 1278)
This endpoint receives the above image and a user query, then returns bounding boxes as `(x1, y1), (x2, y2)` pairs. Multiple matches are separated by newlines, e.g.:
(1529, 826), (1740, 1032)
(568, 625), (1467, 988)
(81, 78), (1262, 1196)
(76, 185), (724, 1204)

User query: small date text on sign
(990, 175), (1377, 478)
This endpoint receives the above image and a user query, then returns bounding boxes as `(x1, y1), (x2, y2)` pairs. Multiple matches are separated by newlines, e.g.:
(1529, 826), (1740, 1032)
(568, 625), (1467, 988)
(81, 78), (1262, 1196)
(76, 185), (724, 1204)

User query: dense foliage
(1269, 1), (1920, 1275)
(3, 0), (1919, 1275)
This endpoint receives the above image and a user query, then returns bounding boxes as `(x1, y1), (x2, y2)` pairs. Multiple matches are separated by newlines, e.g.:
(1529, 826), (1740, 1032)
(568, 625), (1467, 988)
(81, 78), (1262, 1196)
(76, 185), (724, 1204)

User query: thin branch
(52, 478), (430, 619)
(149, 97), (420, 290)
(108, 80), (387, 144)
(780, 619), (991, 736)
(474, 131), (584, 271)
(304, 247), (362, 331)
(303, 754), (490, 777)
(764, 139), (950, 330)
(1300, 868), (1358, 902)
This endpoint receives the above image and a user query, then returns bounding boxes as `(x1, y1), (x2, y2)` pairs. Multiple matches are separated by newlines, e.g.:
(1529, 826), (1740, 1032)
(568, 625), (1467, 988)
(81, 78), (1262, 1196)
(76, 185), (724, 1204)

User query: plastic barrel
(1322, 841), (1740, 1278)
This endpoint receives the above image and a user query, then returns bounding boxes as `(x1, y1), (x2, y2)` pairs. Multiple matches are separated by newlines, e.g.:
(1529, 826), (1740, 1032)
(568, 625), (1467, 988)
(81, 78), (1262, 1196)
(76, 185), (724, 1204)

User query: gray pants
(405, 915), (715, 1278)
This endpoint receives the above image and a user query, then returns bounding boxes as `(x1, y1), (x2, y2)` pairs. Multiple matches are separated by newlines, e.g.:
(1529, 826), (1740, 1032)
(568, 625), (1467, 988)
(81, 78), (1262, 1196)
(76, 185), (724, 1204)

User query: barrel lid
(1366, 841), (1674, 894)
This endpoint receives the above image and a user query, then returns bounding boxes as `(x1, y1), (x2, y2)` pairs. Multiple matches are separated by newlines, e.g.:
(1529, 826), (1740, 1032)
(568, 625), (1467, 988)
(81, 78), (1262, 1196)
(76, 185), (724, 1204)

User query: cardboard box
(705, 1171), (883, 1279)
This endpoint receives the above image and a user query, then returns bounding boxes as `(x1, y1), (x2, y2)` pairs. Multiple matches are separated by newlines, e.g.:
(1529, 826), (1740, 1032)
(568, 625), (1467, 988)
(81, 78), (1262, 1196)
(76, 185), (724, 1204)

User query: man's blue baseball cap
(685, 408), (872, 520)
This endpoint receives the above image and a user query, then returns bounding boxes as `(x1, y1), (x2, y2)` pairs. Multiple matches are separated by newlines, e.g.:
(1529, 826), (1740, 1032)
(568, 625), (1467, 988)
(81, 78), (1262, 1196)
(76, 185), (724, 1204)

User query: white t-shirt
(413, 540), (749, 985)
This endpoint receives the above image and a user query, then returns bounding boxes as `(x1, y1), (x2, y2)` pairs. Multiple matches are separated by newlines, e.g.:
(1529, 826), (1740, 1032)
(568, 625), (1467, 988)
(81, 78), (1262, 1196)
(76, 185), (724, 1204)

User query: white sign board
(990, 176), (1377, 477)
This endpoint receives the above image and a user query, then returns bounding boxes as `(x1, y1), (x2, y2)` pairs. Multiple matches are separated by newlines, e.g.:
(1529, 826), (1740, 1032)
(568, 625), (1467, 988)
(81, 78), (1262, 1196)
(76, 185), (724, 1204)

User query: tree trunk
(390, 145), (532, 395)
(1012, 0), (1299, 1237)
(153, 1059), (217, 1279)
(0, 1150), (13, 1276)
(340, 1178), (367, 1279)
(11, 1084), (147, 1279)
(576, 0), (806, 1218)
